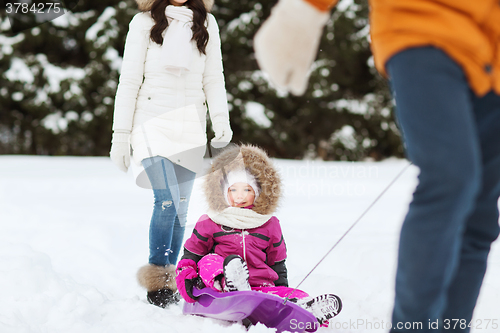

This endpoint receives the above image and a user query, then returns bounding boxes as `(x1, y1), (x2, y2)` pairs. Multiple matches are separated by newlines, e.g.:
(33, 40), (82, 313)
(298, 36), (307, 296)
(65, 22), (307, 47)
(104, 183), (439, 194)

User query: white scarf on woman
(161, 6), (194, 76)
(208, 207), (273, 230)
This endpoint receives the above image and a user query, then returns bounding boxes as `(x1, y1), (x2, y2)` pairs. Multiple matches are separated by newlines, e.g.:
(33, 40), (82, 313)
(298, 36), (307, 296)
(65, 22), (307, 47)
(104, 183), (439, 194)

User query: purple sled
(183, 288), (319, 333)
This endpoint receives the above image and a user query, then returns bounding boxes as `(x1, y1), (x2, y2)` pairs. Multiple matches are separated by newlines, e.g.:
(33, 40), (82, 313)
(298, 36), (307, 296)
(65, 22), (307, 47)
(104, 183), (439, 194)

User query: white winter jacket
(112, 11), (230, 173)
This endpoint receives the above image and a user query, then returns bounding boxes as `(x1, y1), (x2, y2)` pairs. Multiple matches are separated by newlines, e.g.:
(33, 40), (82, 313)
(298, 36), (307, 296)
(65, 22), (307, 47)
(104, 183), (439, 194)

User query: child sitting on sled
(175, 144), (341, 325)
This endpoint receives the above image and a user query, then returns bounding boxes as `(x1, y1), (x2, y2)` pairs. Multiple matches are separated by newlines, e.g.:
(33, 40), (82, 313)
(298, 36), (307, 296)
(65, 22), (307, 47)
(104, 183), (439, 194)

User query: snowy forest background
(0, 0), (403, 161)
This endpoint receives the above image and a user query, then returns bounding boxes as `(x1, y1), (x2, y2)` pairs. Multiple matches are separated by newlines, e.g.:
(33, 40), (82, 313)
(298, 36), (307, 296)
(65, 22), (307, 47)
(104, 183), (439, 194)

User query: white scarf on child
(161, 6), (194, 76)
(208, 207), (273, 230)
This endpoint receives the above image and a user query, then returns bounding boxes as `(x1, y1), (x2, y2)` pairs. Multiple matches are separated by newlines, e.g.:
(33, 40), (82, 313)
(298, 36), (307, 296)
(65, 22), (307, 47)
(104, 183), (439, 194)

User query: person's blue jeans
(386, 47), (500, 332)
(142, 156), (196, 267)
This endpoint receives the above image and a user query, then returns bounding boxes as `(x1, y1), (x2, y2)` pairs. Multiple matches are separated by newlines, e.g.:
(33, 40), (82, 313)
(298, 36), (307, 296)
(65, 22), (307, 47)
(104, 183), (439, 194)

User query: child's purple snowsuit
(184, 212), (287, 288)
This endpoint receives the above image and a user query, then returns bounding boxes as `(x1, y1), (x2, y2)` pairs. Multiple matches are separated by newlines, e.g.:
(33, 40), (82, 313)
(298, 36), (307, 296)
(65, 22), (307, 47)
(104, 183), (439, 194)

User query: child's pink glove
(176, 259), (199, 303)
(198, 253), (225, 291)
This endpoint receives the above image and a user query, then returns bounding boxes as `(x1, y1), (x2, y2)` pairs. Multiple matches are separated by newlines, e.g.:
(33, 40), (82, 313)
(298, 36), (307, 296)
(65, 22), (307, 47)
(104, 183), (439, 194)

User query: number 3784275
(5, 2), (63, 14)
(443, 319), (498, 330)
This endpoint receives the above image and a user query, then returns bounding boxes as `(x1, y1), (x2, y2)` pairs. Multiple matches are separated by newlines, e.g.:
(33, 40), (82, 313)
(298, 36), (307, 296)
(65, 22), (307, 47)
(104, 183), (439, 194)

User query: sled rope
(284, 162), (413, 304)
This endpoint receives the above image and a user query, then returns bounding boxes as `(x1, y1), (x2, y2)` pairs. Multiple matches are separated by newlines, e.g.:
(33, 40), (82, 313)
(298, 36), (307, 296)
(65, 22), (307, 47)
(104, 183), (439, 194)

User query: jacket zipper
(241, 230), (248, 262)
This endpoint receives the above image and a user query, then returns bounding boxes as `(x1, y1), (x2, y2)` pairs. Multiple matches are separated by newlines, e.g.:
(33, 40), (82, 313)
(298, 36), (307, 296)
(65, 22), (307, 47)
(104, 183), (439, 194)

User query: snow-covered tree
(1, 0), (402, 160)
(213, 0), (402, 160)
(0, 0), (137, 155)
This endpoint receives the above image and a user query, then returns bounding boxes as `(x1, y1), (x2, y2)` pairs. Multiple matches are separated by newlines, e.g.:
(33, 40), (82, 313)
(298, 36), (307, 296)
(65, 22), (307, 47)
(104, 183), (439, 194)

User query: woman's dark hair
(150, 0), (209, 55)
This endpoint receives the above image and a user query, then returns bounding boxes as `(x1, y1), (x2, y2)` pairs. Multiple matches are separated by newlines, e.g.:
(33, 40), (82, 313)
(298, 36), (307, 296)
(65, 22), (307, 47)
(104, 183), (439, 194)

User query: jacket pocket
(135, 85), (162, 114)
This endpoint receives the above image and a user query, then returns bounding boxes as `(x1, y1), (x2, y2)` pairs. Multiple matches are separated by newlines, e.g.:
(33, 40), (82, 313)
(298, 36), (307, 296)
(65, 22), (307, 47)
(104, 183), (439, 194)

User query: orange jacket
(304, 0), (500, 96)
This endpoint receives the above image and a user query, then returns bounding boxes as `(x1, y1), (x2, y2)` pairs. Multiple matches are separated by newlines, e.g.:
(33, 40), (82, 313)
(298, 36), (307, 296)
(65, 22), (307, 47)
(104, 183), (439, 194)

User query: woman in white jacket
(110, 0), (232, 307)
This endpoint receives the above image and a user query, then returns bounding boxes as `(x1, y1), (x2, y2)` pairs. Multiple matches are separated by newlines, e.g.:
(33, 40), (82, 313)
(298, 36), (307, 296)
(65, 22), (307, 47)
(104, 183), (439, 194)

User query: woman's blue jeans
(387, 47), (500, 332)
(142, 156), (196, 267)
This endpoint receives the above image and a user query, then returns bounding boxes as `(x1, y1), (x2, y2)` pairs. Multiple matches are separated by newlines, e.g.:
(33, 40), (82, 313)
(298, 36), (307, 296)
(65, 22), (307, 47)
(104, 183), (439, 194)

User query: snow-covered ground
(1, 156), (499, 333)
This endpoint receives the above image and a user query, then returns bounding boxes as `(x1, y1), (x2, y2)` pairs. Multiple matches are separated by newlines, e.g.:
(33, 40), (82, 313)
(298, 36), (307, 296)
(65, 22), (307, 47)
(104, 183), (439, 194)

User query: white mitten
(254, 0), (330, 96)
(110, 130), (131, 172)
(211, 122), (233, 148)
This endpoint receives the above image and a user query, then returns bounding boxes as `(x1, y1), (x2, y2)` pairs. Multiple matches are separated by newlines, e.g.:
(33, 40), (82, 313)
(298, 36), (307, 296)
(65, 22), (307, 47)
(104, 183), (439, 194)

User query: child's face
(170, 0), (188, 6)
(227, 182), (256, 207)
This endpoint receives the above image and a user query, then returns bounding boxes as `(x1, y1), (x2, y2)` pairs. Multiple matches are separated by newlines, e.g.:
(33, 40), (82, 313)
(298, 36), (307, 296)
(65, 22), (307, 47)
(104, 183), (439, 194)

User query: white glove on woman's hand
(254, 0), (330, 96)
(110, 130), (131, 172)
(211, 122), (233, 148)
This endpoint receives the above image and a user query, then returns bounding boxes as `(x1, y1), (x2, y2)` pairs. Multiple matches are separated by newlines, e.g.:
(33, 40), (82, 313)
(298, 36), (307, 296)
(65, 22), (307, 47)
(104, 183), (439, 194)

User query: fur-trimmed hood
(135, 0), (214, 12)
(204, 144), (282, 215)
